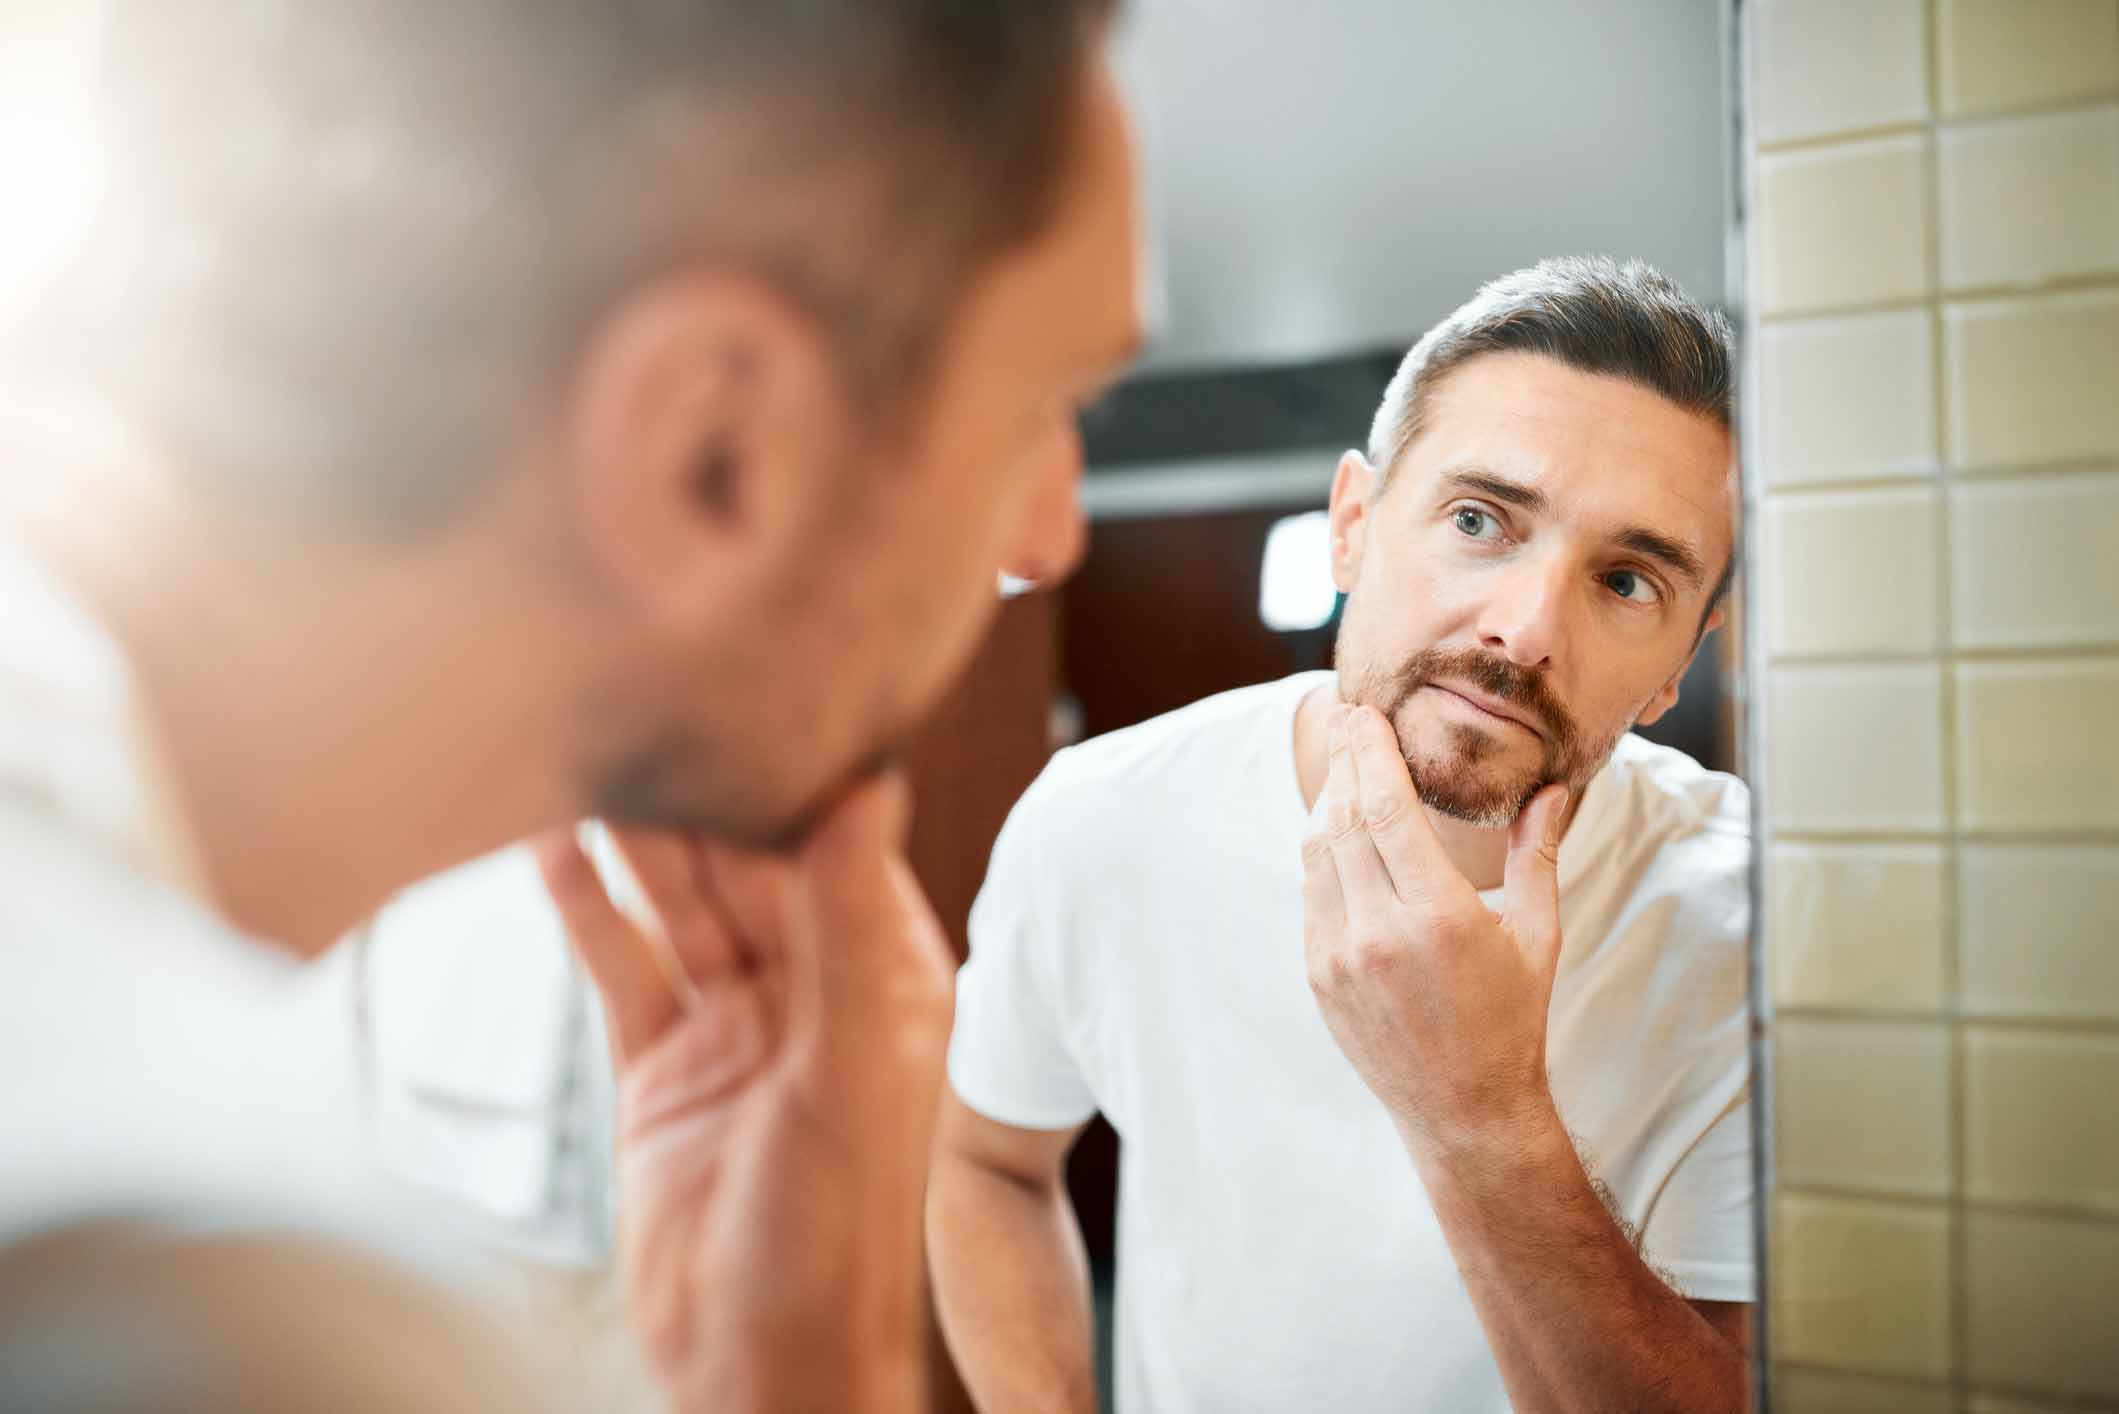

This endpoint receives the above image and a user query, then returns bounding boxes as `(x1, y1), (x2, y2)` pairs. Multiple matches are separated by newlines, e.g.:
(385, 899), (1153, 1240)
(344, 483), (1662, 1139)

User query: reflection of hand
(534, 774), (954, 1413)
(1301, 704), (1572, 1161)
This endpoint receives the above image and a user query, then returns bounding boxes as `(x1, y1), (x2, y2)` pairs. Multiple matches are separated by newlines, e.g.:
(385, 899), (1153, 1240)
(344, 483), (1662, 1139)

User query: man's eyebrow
(1614, 526), (1707, 590)
(1438, 468), (1549, 514)
(1438, 464), (1710, 592)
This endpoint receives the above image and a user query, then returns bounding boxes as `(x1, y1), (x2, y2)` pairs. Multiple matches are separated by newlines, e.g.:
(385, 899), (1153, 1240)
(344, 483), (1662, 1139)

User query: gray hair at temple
(20, 0), (1118, 531)
(1367, 256), (1736, 484)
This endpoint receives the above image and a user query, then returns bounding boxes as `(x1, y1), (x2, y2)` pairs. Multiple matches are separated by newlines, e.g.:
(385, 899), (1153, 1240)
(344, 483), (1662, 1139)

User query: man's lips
(1425, 682), (1544, 739)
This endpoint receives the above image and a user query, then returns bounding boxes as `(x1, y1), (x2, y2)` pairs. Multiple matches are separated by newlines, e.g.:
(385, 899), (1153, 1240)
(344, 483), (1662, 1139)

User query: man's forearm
(1400, 1100), (1745, 1414)
(926, 1157), (1098, 1414)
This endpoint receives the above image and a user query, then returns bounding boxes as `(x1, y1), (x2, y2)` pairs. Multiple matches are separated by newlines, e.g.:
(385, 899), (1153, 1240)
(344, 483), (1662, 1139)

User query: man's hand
(1301, 703), (1572, 1161)
(1301, 705), (1751, 1412)
(534, 774), (954, 1414)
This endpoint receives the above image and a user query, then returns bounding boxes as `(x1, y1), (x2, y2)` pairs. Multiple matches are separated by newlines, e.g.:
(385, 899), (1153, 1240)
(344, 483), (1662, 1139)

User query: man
(929, 258), (1753, 1412)
(0, 2), (1142, 1408)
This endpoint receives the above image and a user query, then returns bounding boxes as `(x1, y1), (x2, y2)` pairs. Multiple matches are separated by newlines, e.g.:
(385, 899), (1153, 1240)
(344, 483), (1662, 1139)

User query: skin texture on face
(560, 60), (1145, 846)
(1328, 351), (1734, 827)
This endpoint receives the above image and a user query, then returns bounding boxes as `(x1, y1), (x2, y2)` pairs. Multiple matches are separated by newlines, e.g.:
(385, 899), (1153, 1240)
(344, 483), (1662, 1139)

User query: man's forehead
(1406, 355), (1735, 551)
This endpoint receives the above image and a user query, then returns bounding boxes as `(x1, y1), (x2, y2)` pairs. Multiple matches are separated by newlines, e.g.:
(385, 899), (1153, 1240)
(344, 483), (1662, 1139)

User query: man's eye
(1605, 569), (1663, 605)
(1452, 507), (1501, 540)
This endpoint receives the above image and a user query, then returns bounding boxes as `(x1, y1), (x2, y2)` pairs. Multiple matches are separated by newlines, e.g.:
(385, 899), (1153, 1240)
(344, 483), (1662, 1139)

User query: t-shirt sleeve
(1639, 1087), (1755, 1303)
(945, 793), (1099, 1131)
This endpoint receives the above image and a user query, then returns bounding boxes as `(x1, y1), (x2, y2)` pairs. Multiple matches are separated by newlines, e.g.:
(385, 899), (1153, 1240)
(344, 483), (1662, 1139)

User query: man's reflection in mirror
(931, 258), (1752, 1413)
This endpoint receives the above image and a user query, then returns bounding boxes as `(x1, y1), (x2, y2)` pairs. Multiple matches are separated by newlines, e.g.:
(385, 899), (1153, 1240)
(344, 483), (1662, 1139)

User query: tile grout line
(1920, 4), (1973, 1404)
(1769, 645), (2119, 668)
(1755, 90), (2119, 155)
(1767, 461), (2119, 498)
(1779, 1182), (2119, 1228)
(1777, 1357), (2119, 1412)
(1756, 271), (2119, 324)
(1775, 1007), (2119, 1037)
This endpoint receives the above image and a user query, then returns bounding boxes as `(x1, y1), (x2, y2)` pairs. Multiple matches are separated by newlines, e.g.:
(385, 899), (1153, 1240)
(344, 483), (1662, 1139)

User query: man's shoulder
(1600, 733), (1749, 845)
(0, 799), (376, 1244)
(1583, 735), (1750, 934)
(1024, 672), (1320, 820)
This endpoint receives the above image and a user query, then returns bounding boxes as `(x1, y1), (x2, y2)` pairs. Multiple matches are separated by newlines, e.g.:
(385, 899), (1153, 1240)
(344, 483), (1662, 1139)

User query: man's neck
(1295, 678), (1546, 893)
(6, 443), (581, 957)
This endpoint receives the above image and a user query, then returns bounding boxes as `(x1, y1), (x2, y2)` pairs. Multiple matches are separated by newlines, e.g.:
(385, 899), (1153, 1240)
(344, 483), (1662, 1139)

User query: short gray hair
(1367, 256), (1734, 480)
(22, 0), (1117, 533)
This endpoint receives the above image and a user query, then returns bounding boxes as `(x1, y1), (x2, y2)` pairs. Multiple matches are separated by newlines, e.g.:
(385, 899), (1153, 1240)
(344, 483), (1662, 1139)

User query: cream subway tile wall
(1962, 1212), (2119, 1400)
(1954, 659), (2119, 833)
(1746, 0), (2119, 1407)
(1958, 845), (2119, 1022)
(1755, 311), (1940, 488)
(1768, 843), (1948, 1012)
(1758, 136), (1934, 316)
(1771, 1192), (1954, 1379)
(1964, 1397), (2100, 1414)
(1962, 1028), (2119, 1216)
(1938, 106), (2119, 291)
(1774, 1017), (1952, 1196)
(1773, 1366), (1955, 1414)
(1764, 488), (1942, 656)
(1764, 664), (1946, 832)
(1752, 0), (1930, 145)
(1945, 291), (2119, 469)
(1948, 474), (2119, 649)
(1935, 0), (2119, 118)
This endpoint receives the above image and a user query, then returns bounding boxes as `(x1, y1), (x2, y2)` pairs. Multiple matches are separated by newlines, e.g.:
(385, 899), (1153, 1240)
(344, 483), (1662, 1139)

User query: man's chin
(1410, 778), (1541, 829)
(1403, 750), (1547, 830)
(592, 755), (866, 854)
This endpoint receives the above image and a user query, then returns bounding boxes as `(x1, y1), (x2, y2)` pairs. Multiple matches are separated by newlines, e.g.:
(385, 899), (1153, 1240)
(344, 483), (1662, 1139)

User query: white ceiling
(1112, 0), (1732, 371)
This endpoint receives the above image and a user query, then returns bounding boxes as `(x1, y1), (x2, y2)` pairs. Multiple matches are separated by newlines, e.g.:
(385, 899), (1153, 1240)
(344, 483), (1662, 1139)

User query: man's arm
(927, 1089), (1097, 1414)
(1403, 1101), (1750, 1411)
(1303, 705), (1748, 1413)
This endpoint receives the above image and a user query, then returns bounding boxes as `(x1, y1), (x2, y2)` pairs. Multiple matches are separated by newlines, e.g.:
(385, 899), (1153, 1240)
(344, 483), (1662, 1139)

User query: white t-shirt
(948, 671), (1753, 1414)
(0, 530), (466, 1288)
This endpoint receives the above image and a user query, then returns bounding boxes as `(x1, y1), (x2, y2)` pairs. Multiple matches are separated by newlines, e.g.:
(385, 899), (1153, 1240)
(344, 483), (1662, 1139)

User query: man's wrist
(1391, 1086), (1571, 1202)
(667, 1337), (926, 1414)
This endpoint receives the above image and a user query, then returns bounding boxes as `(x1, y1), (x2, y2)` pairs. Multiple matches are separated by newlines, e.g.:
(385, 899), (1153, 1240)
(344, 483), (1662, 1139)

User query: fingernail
(1327, 702), (1350, 729)
(1546, 786), (1570, 849)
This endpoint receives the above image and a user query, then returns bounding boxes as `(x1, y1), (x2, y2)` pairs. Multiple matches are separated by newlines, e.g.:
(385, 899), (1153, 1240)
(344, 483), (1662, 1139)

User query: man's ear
(1327, 450), (1378, 594)
(1634, 605), (1726, 727)
(561, 271), (840, 635)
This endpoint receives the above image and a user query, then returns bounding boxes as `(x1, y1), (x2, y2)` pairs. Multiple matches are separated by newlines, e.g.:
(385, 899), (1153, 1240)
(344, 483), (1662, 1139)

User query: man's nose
(998, 418), (1087, 590)
(1476, 551), (1573, 671)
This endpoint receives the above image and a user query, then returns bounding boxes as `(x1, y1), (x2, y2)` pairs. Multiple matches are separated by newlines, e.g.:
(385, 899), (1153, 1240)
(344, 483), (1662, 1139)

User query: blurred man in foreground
(929, 260), (1753, 1412)
(0, 2), (1142, 1407)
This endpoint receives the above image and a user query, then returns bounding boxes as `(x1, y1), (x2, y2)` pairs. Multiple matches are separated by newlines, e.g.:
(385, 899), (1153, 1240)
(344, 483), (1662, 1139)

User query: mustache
(1376, 647), (1577, 750)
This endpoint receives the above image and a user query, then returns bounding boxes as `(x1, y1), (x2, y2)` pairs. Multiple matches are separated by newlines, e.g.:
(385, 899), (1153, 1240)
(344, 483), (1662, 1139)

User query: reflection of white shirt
(0, 530), (437, 1268)
(949, 671), (1753, 1414)
(359, 847), (617, 1266)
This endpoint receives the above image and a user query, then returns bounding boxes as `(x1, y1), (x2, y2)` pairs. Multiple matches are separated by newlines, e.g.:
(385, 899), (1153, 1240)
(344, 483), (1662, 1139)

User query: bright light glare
(1258, 509), (1337, 633)
(0, 15), (105, 320)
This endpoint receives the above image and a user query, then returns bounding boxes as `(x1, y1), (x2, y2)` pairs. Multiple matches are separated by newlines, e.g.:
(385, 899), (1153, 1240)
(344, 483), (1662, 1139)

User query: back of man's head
(21, 0), (1115, 531)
